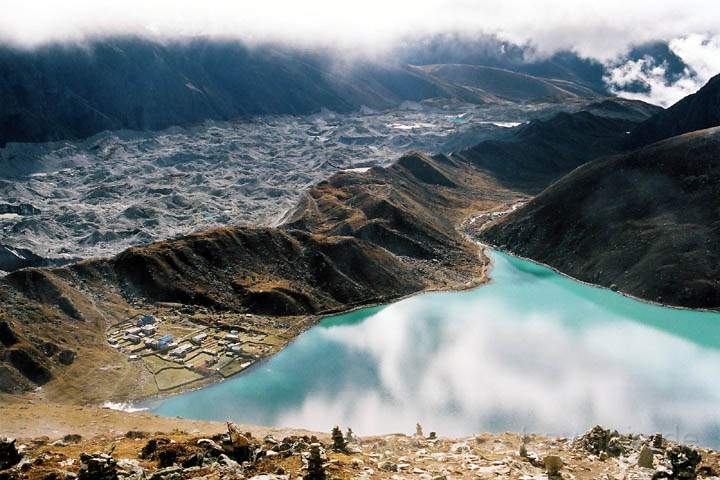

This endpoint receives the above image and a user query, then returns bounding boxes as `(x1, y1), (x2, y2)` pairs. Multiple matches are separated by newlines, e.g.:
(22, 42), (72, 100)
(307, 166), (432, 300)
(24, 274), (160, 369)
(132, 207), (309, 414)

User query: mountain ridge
(481, 126), (720, 308)
(0, 37), (606, 146)
(626, 72), (720, 147)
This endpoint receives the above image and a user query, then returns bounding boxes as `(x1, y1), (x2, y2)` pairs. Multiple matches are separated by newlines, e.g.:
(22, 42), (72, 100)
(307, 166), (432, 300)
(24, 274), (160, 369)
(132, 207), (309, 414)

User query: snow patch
(102, 402), (147, 413)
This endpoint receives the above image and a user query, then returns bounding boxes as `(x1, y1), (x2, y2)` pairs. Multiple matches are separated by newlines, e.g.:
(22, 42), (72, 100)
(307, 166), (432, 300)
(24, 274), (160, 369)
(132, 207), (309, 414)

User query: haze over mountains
(0, 37), (608, 146)
(0, 34), (705, 146)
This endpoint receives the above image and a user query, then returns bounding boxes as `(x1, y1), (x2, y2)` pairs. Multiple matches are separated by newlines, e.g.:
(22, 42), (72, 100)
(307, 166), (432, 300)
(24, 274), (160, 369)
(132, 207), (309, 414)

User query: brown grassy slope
(481, 127), (720, 308)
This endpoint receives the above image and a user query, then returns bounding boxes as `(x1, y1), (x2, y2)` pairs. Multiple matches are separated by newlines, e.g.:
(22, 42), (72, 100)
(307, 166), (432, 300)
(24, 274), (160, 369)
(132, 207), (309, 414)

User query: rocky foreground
(1, 424), (719, 480)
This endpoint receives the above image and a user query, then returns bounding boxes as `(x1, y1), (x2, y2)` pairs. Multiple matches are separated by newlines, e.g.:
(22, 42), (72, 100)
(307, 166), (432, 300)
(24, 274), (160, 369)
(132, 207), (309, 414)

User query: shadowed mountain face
(0, 37), (607, 146)
(452, 99), (661, 192)
(626, 73), (720, 148)
(0, 39), (440, 145)
(396, 34), (609, 93)
(481, 127), (720, 308)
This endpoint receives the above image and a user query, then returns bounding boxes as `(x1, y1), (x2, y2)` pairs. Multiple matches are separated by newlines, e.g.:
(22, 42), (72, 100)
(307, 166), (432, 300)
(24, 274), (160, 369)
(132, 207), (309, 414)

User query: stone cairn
(519, 435), (529, 458)
(653, 445), (701, 480)
(331, 426), (347, 452)
(576, 425), (625, 457)
(416, 423), (424, 438)
(0, 438), (22, 470)
(226, 422), (252, 462)
(305, 443), (325, 480)
(77, 452), (118, 480)
(651, 433), (665, 449)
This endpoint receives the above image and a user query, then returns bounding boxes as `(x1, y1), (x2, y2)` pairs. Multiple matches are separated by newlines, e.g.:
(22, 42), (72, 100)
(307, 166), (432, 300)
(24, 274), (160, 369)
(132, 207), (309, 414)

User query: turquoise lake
(150, 251), (720, 448)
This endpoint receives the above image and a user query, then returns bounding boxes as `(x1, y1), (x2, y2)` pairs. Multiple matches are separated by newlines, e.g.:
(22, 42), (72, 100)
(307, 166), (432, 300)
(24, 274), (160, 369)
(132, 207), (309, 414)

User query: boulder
(156, 443), (188, 468)
(63, 434), (82, 444)
(638, 445), (654, 468)
(378, 460), (398, 472)
(225, 422), (251, 461)
(58, 350), (76, 366)
(139, 438), (170, 459)
(0, 438), (22, 470)
(197, 438), (223, 456)
(544, 455), (563, 477)
(667, 445), (701, 479)
(77, 452), (118, 480)
(149, 466), (182, 480)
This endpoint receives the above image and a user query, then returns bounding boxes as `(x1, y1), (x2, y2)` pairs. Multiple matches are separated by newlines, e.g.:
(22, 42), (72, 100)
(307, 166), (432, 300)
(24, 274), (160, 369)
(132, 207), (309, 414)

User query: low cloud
(605, 34), (720, 107)
(2, 0), (720, 62)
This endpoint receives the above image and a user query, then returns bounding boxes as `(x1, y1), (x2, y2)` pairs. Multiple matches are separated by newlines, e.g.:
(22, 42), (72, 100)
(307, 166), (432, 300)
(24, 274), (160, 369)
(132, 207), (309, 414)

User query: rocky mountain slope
(481, 127), (720, 308)
(414, 64), (599, 102)
(0, 101), (570, 266)
(0, 37), (605, 146)
(627, 72), (720, 147)
(480, 74), (720, 308)
(0, 97), (662, 399)
(0, 149), (524, 400)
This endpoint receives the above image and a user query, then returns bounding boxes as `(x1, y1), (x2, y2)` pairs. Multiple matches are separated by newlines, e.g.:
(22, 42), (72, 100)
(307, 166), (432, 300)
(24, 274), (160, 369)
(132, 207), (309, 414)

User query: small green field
(155, 367), (205, 391)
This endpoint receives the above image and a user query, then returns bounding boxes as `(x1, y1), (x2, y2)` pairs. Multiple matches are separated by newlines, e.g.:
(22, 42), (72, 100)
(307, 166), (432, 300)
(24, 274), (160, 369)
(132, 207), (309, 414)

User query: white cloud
(605, 34), (720, 107)
(273, 293), (720, 440)
(1, 0), (720, 62)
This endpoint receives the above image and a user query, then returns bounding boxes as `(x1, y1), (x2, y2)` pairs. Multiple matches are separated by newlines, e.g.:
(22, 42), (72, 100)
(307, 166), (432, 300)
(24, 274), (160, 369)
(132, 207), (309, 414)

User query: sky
(2, 0), (719, 105)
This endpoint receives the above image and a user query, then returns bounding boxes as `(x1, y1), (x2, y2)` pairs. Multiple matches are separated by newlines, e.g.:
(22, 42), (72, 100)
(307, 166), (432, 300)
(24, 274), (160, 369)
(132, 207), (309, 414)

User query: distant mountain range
(1, 35), (696, 147)
(0, 36), (623, 146)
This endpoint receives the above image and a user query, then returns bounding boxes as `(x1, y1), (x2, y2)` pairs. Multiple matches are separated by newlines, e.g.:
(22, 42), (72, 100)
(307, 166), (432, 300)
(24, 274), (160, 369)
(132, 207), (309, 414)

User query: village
(106, 308), (313, 393)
